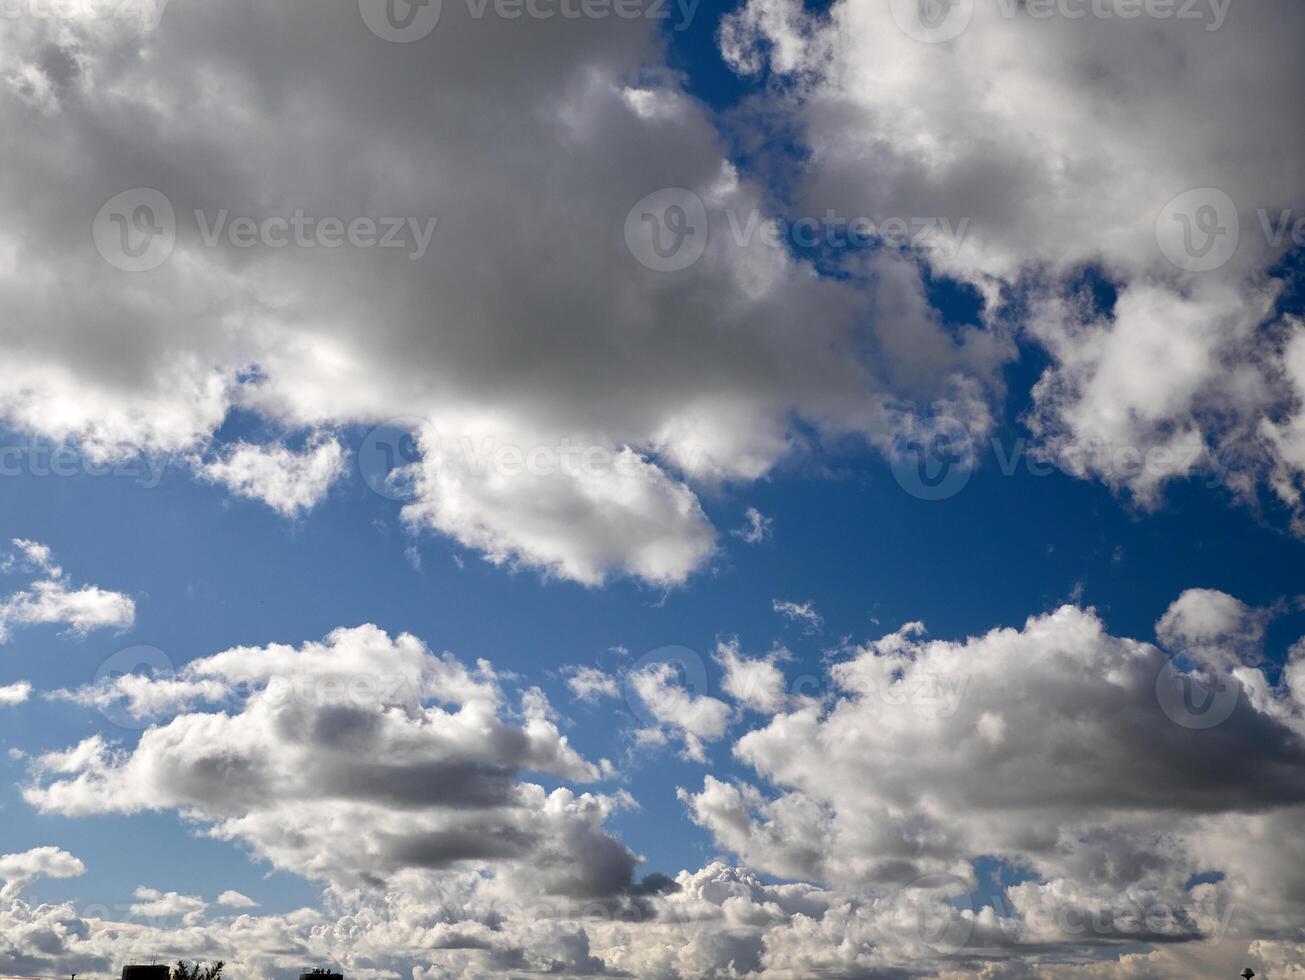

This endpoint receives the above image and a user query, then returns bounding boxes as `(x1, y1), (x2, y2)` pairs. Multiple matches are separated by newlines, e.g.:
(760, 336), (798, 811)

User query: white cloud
(681, 593), (1305, 963)
(0, 0), (1009, 587)
(216, 890), (259, 909)
(196, 437), (347, 517)
(731, 507), (773, 545)
(566, 666), (620, 703)
(0, 681), (32, 705)
(26, 625), (647, 906)
(0, 846), (85, 901)
(772, 598), (822, 634)
(0, 539), (134, 642)
(720, 0), (1305, 521)
(1156, 587), (1270, 671)
(715, 639), (789, 715)
(628, 662), (732, 763)
(130, 886), (208, 925)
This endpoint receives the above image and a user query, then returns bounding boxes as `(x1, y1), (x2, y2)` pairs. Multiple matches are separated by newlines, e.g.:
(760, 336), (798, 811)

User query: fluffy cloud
(628, 661), (732, 762)
(216, 890), (259, 909)
(0, 0), (1004, 588)
(715, 640), (789, 715)
(682, 592), (1305, 969)
(130, 887), (207, 926)
(12, 596), (1305, 976)
(566, 666), (621, 703)
(720, 0), (1305, 519)
(0, 539), (134, 642)
(0, 846), (85, 901)
(25, 625), (652, 908)
(0, 680), (32, 705)
(195, 437), (347, 516)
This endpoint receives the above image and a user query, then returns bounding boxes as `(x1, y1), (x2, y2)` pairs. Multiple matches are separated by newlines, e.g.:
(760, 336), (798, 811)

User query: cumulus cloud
(0, 846), (85, 901)
(628, 661), (732, 762)
(566, 666), (620, 703)
(0, 539), (134, 642)
(715, 639), (790, 715)
(0, 681), (32, 705)
(682, 593), (1305, 967)
(130, 887), (208, 925)
(0, 0), (1008, 588)
(195, 436), (347, 516)
(216, 890), (259, 909)
(720, 0), (1305, 521)
(26, 625), (646, 906)
(12, 596), (1305, 976)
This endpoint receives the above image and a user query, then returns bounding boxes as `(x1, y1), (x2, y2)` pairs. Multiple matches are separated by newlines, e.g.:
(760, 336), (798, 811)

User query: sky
(1, 0), (1305, 977)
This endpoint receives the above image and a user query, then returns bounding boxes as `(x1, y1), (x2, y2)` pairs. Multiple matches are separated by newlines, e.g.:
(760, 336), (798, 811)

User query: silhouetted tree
(171, 960), (224, 980)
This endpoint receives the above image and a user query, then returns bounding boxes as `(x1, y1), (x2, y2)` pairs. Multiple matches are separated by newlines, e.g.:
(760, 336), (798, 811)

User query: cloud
(682, 593), (1305, 962)
(715, 639), (789, 715)
(26, 625), (644, 904)
(731, 507), (773, 545)
(0, 846), (85, 901)
(0, 539), (134, 642)
(771, 598), (822, 634)
(0, 681), (32, 705)
(628, 662), (732, 762)
(566, 666), (620, 703)
(216, 890), (259, 909)
(1157, 587), (1273, 671)
(130, 886), (208, 925)
(0, 0), (1011, 587)
(720, 0), (1305, 522)
(195, 437), (347, 516)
